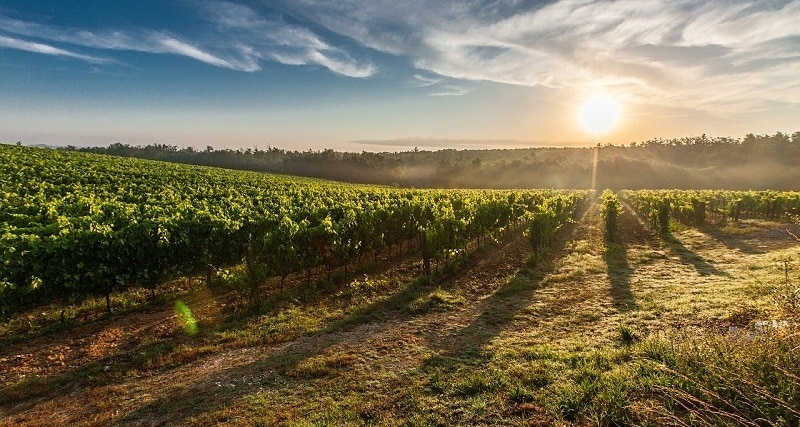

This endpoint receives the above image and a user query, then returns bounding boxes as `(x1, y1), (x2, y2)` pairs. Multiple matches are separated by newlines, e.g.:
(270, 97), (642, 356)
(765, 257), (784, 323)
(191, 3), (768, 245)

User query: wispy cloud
(0, 2), (375, 77)
(0, 14), (257, 71)
(155, 33), (255, 70)
(412, 74), (442, 87)
(266, 0), (800, 113)
(0, 35), (108, 63)
(429, 85), (471, 97)
(411, 73), (470, 96)
(199, 1), (375, 77)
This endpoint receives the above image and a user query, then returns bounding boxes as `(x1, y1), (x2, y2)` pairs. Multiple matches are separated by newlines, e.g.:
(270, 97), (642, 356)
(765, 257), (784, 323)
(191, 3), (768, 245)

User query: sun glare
(579, 94), (621, 134)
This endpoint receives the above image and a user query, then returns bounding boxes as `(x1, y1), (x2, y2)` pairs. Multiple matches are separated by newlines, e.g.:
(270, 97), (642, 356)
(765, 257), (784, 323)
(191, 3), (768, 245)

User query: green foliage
(622, 189), (800, 232)
(600, 190), (622, 241)
(525, 192), (588, 257)
(0, 144), (589, 312)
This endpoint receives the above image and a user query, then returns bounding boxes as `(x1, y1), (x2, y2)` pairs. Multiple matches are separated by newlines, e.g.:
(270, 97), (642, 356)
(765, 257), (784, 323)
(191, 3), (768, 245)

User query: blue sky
(1, 0), (798, 151)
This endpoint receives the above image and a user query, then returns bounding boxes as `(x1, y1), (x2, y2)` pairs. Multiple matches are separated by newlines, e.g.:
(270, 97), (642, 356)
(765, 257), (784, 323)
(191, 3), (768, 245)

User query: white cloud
(0, 35), (108, 63)
(0, 2), (375, 77)
(265, 0), (800, 113)
(305, 50), (375, 77)
(205, 1), (266, 30)
(683, 1), (800, 48)
(412, 74), (442, 87)
(410, 73), (470, 96)
(0, 14), (255, 71)
(199, 1), (375, 77)
(154, 34), (258, 70)
(429, 85), (471, 97)
(2, 0), (797, 109)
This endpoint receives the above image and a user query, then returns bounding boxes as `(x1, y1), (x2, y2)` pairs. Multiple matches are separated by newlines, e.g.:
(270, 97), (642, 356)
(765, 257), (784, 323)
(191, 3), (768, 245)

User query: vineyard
(0, 145), (587, 317)
(1, 144), (799, 426)
(622, 189), (800, 232)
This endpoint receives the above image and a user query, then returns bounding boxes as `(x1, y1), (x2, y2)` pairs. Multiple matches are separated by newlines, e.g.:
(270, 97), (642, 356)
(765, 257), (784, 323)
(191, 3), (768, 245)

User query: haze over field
(1, 0), (798, 151)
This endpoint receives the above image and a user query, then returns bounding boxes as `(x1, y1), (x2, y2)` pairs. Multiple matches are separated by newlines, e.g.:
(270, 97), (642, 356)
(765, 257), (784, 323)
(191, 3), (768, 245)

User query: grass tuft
(509, 384), (535, 403)
(407, 288), (464, 314)
(617, 324), (637, 346)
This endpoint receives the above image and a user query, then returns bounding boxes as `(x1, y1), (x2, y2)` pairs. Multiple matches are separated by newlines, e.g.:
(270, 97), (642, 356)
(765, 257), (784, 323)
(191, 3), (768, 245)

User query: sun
(579, 94), (621, 134)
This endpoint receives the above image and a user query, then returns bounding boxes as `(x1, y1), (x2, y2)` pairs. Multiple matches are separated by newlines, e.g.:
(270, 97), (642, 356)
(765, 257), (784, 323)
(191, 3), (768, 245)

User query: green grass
(407, 288), (464, 314)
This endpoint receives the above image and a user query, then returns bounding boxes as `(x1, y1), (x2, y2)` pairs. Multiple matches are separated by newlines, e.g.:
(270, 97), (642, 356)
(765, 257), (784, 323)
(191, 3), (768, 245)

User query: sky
(0, 0), (798, 152)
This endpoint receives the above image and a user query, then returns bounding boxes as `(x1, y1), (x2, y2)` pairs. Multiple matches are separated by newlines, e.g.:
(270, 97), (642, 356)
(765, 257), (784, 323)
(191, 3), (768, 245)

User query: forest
(73, 131), (800, 190)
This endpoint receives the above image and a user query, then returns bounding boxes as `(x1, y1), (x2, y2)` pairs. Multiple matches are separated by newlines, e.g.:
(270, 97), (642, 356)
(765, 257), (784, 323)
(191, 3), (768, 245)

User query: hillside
(71, 132), (800, 190)
(0, 144), (580, 317)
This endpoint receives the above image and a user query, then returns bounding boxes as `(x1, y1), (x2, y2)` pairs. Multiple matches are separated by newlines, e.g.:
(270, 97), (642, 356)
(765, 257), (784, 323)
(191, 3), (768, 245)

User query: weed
(426, 371), (448, 394)
(523, 363), (555, 388)
(617, 324), (637, 346)
(585, 368), (635, 425)
(494, 274), (533, 297)
(287, 353), (357, 379)
(543, 379), (595, 421)
(772, 281), (800, 320)
(336, 276), (387, 301)
(132, 341), (174, 369)
(509, 384), (535, 403)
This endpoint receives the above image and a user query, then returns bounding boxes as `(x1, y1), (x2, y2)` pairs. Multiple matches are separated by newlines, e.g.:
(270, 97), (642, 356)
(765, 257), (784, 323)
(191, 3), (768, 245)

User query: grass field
(1, 198), (799, 426)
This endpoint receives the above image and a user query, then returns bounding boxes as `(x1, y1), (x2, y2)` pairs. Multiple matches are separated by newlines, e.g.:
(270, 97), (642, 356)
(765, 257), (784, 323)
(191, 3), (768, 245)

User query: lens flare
(174, 300), (198, 335)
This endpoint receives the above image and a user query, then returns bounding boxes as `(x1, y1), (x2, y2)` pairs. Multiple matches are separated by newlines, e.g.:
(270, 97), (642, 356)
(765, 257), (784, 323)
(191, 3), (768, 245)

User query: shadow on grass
(113, 231), (529, 425)
(423, 202), (588, 364)
(700, 224), (778, 255)
(663, 233), (729, 277)
(304, 224), (529, 336)
(700, 221), (800, 255)
(0, 338), (194, 408)
(0, 360), (110, 407)
(604, 242), (636, 312)
(0, 257), (425, 419)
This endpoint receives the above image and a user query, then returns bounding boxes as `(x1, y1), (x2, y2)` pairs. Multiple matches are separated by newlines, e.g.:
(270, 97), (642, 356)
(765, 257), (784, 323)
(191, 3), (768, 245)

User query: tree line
(68, 132), (800, 190)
